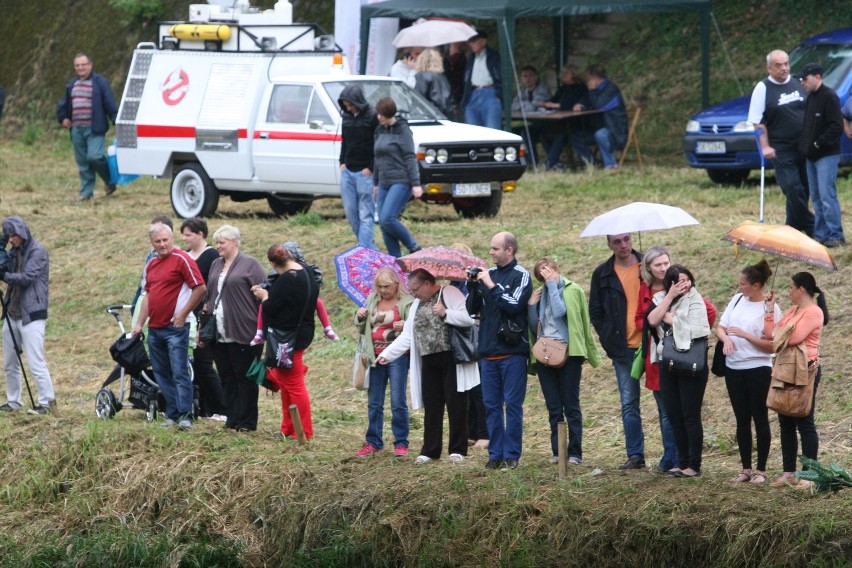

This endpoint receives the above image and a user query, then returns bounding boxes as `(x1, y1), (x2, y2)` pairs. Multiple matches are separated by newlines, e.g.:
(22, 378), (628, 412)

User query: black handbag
(440, 288), (480, 363)
(661, 334), (708, 375)
(497, 316), (523, 345)
(110, 333), (150, 375)
(198, 312), (217, 345)
(711, 294), (743, 377)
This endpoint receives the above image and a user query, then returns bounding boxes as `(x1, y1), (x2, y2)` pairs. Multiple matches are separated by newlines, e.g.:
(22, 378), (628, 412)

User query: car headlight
(437, 148), (448, 164)
(493, 147), (505, 162)
(424, 148), (436, 164)
(733, 121), (755, 133)
(685, 120), (700, 133)
(505, 146), (517, 162)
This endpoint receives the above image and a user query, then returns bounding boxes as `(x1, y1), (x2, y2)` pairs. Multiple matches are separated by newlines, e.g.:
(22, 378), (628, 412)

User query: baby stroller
(95, 304), (197, 421)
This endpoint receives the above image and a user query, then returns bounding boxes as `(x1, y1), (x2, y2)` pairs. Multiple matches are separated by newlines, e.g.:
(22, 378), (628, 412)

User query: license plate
(695, 141), (726, 154)
(453, 183), (492, 196)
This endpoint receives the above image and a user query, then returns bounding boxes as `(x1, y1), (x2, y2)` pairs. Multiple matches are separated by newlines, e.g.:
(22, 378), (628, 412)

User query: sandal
(729, 472), (751, 483)
(749, 471), (766, 484)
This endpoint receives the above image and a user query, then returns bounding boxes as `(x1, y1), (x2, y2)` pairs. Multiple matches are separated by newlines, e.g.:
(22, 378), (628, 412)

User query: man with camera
(0, 216), (56, 415)
(466, 232), (532, 470)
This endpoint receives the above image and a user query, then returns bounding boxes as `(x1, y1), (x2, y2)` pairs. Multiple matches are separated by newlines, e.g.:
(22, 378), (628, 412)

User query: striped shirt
(71, 78), (94, 126)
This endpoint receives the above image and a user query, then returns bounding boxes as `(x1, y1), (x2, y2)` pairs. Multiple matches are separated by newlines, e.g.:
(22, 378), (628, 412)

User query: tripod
(0, 285), (37, 410)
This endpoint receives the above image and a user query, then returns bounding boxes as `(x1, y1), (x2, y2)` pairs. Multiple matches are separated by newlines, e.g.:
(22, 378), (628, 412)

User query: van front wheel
(171, 163), (220, 218)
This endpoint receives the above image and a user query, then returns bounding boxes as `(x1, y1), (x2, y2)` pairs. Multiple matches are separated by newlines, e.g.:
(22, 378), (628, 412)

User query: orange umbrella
(722, 221), (837, 272)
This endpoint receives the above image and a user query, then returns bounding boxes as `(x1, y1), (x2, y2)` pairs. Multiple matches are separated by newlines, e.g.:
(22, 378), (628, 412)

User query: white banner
(334, 0), (399, 75)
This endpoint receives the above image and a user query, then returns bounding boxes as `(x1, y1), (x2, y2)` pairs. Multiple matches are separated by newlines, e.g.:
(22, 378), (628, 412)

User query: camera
(467, 267), (482, 279)
(0, 230), (10, 277)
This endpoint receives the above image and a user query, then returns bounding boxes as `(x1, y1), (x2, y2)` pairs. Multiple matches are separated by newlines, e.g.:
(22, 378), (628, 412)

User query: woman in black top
(252, 244), (319, 440)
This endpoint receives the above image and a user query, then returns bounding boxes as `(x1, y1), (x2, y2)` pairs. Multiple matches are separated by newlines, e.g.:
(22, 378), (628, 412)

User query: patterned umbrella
(722, 221), (837, 272)
(396, 245), (488, 282)
(334, 246), (407, 307)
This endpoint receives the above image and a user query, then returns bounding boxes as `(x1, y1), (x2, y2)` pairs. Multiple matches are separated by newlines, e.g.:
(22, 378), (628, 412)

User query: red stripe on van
(254, 131), (341, 142)
(136, 125), (196, 138)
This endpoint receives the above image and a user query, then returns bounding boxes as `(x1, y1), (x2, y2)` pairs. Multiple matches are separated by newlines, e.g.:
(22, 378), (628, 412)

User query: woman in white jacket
(379, 269), (480, 465)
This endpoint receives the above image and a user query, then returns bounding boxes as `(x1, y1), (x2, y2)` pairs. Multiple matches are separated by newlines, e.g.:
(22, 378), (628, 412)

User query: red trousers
(267, 349), (313, 440)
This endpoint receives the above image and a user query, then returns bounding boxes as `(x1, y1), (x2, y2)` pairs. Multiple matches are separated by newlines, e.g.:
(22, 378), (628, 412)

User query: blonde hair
(415, 48), (445, 73)
(373, 267), (404, 299)
(212, 224), (241, 245)
(450, 242), (473, 255)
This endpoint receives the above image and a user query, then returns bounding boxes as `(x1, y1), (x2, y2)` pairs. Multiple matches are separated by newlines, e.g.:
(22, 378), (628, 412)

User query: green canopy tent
(360, 0), (711, 130)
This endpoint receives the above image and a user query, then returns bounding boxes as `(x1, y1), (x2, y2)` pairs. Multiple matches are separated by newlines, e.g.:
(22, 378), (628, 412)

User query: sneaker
(823, 239), (845, 248)
(448, 453), (464, 463)
(485, 459), (504, 470)
(0, 403), (19, 412)
(619, 455), (646, 470)
(209, 414), (228, 422)
(78, 195), (92, 202)
(568, 456), (583, 465)
(355, 443), (381, 457)
(160, 418), (177, 428)
(502, 459), (519, 471)
(178, 418), (193, 430)
(414, 455), (433, 465)
(27, 405), (49, 415)
(323, 326), (340, 341)
(105, 184), (117, 196)
(393, 445), (409, 457)
(550, 455), (559, 464)
(249, 330), (265, 346)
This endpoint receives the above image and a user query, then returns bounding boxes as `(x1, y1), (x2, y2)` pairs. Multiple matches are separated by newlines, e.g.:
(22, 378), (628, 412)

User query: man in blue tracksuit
(56, 52), (118, 201)
(467, 232), (532, 470)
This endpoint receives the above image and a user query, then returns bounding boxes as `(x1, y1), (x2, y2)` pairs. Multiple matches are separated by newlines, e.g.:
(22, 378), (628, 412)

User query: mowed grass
(0, 131), (850, 567)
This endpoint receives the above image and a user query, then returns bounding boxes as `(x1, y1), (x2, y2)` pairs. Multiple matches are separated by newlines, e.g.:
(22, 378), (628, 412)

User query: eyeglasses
(408, 281), (423, 294)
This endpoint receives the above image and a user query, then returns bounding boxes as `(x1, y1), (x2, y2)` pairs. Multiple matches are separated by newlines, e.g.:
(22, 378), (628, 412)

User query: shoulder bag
(110, 332), (150, 375)
(199, 259), (235, 345)
(440, 288), (480, 363)
(264, 268), (313, 369)
(532, 321), (569, 368)
(661, 333), (708, 375)
(711, 294), (743, 377)
(767, 360), (816, 417)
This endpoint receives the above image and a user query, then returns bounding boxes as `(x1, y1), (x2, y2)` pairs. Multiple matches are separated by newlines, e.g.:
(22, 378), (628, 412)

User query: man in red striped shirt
(133, 223), (206, 430)
(56, 53), (118, 201)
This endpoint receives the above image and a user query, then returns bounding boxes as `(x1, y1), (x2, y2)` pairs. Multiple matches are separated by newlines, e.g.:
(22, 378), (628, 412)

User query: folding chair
(618, 106), (643, 169)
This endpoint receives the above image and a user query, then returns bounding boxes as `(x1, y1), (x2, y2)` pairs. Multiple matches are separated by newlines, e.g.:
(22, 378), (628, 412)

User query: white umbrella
(392, 19), (478, 48)
(580, 202), (700, 248)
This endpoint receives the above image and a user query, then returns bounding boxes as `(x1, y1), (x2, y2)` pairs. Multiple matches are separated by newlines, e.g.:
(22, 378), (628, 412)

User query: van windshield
(790, 43), (852, 91)
(323, 80), (446, 121)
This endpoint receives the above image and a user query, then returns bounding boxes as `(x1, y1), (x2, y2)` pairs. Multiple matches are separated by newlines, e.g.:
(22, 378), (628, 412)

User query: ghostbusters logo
(161, 67), (189, 106)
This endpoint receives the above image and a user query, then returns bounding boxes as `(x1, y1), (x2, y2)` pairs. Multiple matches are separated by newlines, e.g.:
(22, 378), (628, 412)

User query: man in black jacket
(467, 232), (531, 470)
(339, 86), (380, 250)
(798, 63), (845, 247)
(588, 233), (645, 469)
(461, 32), (502, 130)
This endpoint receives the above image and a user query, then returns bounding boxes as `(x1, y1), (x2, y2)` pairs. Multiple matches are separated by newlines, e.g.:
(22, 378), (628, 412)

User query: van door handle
(259, 132), (270, 139)
(202, 142), (233, 149)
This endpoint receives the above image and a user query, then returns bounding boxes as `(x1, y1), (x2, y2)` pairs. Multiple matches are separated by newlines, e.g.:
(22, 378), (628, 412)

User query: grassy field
(0, 132), (850, 567)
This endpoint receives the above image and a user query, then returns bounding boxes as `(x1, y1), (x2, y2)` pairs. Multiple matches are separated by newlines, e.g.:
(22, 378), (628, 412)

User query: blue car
(683, 28), (852, 185)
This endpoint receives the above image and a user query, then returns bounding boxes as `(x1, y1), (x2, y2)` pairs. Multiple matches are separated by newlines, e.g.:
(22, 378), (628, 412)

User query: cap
(468, 30), (487, 42)
(797, 63), (824, 80)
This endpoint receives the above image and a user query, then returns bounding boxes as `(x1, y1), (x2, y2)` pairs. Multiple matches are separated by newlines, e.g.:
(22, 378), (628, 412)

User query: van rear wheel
(171, 163), (220, 218)
(267, 195), (312, 217)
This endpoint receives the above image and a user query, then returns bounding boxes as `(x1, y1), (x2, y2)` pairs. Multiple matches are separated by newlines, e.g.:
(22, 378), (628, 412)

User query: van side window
(307, 92), (332, 125)
(267, 85), (311, 123)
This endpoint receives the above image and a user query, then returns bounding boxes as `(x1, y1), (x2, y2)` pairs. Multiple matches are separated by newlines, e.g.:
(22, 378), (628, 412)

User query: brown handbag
(766, 362), (817, 417)
(532, 322), (569, 368)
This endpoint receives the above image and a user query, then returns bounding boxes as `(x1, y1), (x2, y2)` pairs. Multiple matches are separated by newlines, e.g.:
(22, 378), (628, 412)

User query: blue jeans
(537, 357), (582, 459)
(480, 354), (528, 461)
(611, 349), (644, 459)
(148, 325), (193, 421)
(653, 389), (678, 470)
(569, 128), (617, 168)
(377, 183), (419, 257)
(806, 154), (844, 243)
(774, 149), (814, 236)
(340, 167), (377, 249)
(70, 126), (110, 198)
(464, 88), (503, 130)
(366, 355), (410, 449)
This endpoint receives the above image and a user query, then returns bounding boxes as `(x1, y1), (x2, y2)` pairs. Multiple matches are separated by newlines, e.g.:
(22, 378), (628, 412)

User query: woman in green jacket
(528, 257), (602, 464)
(354, 268), (414, 457)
